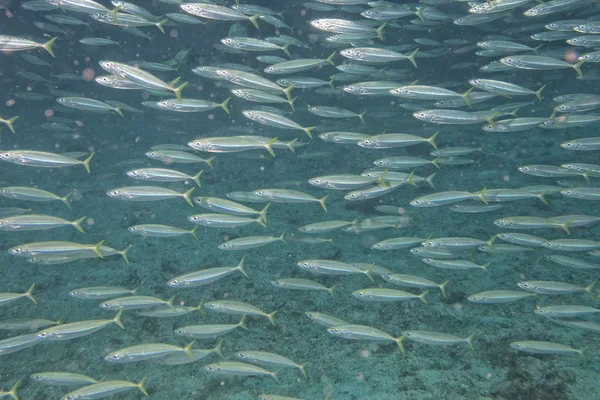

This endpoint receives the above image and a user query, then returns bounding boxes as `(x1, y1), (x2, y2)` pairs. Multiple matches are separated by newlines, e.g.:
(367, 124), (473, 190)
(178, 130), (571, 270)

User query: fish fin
(3, 116), (19, 134)
(260, 203), (271, 225)
(481, 263), (491, 275)
(6, 379), (20, 400)
(425, 172), (437, 189)
(278, 228), (287, 244)
(328, 76), (335, 89)
(535, 84), (546, 103)
(299, 361), (309, 378)
(358, 109), (367, 125)
(238, 315), (248, 331)
(113, 309), (124, 329)
(119, 244), (132, 264)
(248, 13), (261, 29)
(166, 296), (176, 311)
(88, 241), (104, 260)
(267, 310), (279, 326)
(114, 105), (124, 118)
(462, 87), (474, 107)
(585, 280), (596, 301)
(578, 346), (589, 359)
(536, 190), (548, 205)
(237, 257), (248, 278)
(192, 170), (203, 187)
(213, 339), (225, 359)
(264, 137), (277, 157)
(72, 216), (86, 233)
(328, 284), (338, 297)
(428, 131), (439, 150)
(25, 284), (36, 304)
(319, 194), (330, 212)
(184, 340), (196, 358)
(256, 216), (267, 228)
(61, 192), (72, 208)
(365, 263), (375, 282)
(431, 157), (440, 169)
(486, 235), (497, 254)
(190, 225), (198, 240)
(418, 290), (429, 304)
(325, 51), (336, 66)
(283, 83), (295, 102)
(156, 19), (168, 34)
(465, 333), (476, 351)
(42, 37), (57, 58)
(183, 187), (195, 207)
(395, 335), (406, 353)
(281, 42), (291, 58)
(376, 22), (387, 41)
(287, 137), (298, 153)
(137, 378), (149, 397)
(288, 96), (298, 112)
(173, 81), (188, 103)
(439, 281), (450, 298)
(477, 187), (488, 204)
(220, 97), (231, 114)
(204, 156), (216, 169)
(82, 152), (95, 174)
(573, 60), (584, 78)
(407, 48), (419, 69)
(303, 126), (316, 139)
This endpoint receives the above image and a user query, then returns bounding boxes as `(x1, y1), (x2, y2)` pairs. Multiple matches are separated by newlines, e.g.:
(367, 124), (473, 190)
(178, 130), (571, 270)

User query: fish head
(94, 76), (115, 86)
(560, 141), (577, 150)
(128, 226), (139, 233)
(99, 301), (114, 309)
(263, 66), (276, 73)
(236, 351), (251, 360)
(106, 189), (123, 199)
(68, 290), (81, 297)
(327, 326), (345, 336)
(276, 79), (291, 86)
(105, 352), (126, 362)
(421, 240), (438, 247)
(126, 170), (142, 179)
(204, 364), (220, 372)
(516, 282), (534, 291)
(310, 19), (328, 30)
(307, 177), (325, 188)
(412, 110), (433, 122)
(493, 219), (511, 228)
(352, 290), (366, 298)
(574, 24), (590, 33)
(242, 110), (256, 119)
(409, 199), (426, 207)
(344, 192), (363, 201)
(167, 278), (182, 287)
(56, 98), (67, 105)
(533, 306), (547, 316)
(221, 38), (238, 48)
(218, 242), (233, 250)
(8, 245), (26, 256)
(467, 294), (481, 303)
(523, 6), (542, 17)
(372, 159), (387, 167)
(339, 49), (364, 61)
(98, 61), (115, 72)
(36, 330), (51, 339)
(499, 56), (521, 68)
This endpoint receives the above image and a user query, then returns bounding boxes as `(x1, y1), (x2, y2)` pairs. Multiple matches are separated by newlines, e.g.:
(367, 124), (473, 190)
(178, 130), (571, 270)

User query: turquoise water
(1, 1), (600, 399)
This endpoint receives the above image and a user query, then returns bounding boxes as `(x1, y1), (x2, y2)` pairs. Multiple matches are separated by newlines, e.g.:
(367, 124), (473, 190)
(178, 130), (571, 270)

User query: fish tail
(481, 263), (491, 275)
(286, 138), (298, 153)
(328, 284), (338, 297)
(61, 192), (72, 208)
(114, 105), (124, 118)
(278, 228), (287, 244)
(376, 22), (387, 41)
(264, 137), (277, 157)
(42, 37), (57, 58)
(2, 116), (19, 134)
(204, 156), (216, 169)
(428, 131), (439, 150)
(328, 76), (336, 89)
(236, 257), (248, 278)
(573, 61), (584, 78)
(282, 42), (291, 58)
(6, 379), (20, 400)
(156, 19), (168, 34)
(358, 110), (367, 125)
(238, 315), (248, 331)
(303, 126), (316, 139)
(560, 219), (572, 235)
(184, 340), (196, 358)
(166, 296), (176, 311)
(585, 280), (596, 300)
(439, 281), (450, 298)
(137, 378), (149, 397)
(365, 263), (375, 282)
(190, 225), (198, 240)
(82, 152), (95, 174)
(407, 48), (419, 69)
(378, 169), (389, 188)
(535, 84), (546, 103)
(425, 172), (437, 189)
(220, 97), (231, 114)
(288, 96), (298, 112)
(267, 309), (279, 326)
(192, 170), (203, 187)
(477, 187), (488, 204)
(462, 87), (474, 107)
(465, 333), (476, 351)
(319, 194), (330, 212)
(213, 339), (225, 359)
(72, 216), (86, 233)
(487, 235), (497, 254)
(259, 203), (271, 225)
(113, 309), (124, 329)
(110, 5), (122, 23)
(405, 170), (416, 187)
(532, 44), (543, 54)
(195, 298), (205, 315)
(256, 216), (267, 228)
(395, 335), (406, 353)
(536, 190), (548, 206)
(93, 240), (105, 258)
(173, 81), (189, 103)
(299, 362), (309, 378)
(248, 13), (261, 29)
(271, 370), (280, 383)
(183, 187), (195, 207)
(325, 51), (336, 65)
(418, 290), (429, 304)
(25, 283), (37, 304)
(283, 83), (295, 101)
(578, 346), (589, 359)
(431, 157), (440, 169)
(119, 244), (132, 264)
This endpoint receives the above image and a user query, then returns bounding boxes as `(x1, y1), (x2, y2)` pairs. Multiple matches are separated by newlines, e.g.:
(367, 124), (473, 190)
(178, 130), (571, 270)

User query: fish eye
(427, 241), (434, 246)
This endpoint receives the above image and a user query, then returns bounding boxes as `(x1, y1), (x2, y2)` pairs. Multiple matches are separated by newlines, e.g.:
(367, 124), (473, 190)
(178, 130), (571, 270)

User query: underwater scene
(1, 0), (600, 399)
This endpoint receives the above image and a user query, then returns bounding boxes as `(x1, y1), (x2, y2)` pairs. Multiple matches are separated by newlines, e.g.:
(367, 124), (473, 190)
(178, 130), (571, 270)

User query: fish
(106, 186), (194, 206)
(0, 35), (57, 57)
